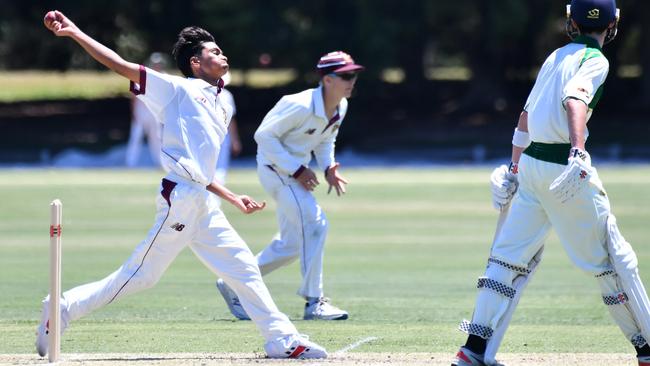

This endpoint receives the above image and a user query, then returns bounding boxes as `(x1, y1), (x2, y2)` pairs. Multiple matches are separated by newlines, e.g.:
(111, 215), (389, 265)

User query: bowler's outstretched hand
(43, 10), (78, 37)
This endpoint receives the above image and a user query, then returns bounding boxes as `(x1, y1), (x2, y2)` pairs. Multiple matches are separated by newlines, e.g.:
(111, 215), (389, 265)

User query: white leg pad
(484, 247), (544, 365)
(596, 271), (646, 346)
(606, 214), (650, 346)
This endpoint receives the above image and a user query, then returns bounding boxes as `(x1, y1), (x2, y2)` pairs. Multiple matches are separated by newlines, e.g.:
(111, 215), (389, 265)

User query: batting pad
(484, 247), (544, 365)
(549, 157), (593, 203)
(606, 214), (650, 346)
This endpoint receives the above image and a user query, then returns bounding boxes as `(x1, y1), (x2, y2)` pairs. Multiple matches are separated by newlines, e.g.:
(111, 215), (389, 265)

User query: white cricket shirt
(254, 85), (348, 176)
(524, 35), (609, 144)
(131, 66), (233, 185)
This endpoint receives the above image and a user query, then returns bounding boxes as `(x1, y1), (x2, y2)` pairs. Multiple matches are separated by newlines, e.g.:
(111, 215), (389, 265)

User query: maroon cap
(316, 51), (364, 76)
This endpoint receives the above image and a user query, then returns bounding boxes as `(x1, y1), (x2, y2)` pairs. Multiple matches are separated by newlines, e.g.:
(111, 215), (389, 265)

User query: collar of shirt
(312, 84), (339, 121)
(572, 35), (601, 50)
(187, 77), (223, 94)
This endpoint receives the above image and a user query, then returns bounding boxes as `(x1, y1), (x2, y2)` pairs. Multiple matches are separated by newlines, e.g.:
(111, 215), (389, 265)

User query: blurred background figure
(125, 52), (170, 168)
(215, 71), (242, 184)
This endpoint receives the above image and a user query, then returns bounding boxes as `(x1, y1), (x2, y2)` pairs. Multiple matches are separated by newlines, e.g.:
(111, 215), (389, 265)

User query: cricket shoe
(639, 355), (650, 366)
(35, 296), (69, 357)
(451, 346), (488, 366)
(264, 334), (328, 359)
(215, 278), (250, 320)
(303, 297), (348, 320)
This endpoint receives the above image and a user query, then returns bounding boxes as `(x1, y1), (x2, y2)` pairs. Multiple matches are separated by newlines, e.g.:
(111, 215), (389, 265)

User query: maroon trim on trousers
(292, 165), (306, 179)
(129, 65), (147, 95)
(161, 178), (177, 206)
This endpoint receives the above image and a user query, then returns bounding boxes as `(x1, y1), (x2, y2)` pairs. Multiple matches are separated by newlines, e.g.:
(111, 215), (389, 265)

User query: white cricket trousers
(255, 165), (328, 299)
(61, 172), (298, 341)
(473, 153), (612, 330)
(492, 153), (611, 272)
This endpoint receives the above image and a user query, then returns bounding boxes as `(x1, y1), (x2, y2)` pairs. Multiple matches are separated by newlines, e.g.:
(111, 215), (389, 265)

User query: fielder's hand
(325, 163), (348, 196)
(295, 167), (319, 191)
(43, 10), (79, 37)
(490, 163), (518, 210)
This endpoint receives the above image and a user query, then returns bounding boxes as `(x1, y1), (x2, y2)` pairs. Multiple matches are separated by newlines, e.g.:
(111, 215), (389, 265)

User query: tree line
(2, 0), (649, 107)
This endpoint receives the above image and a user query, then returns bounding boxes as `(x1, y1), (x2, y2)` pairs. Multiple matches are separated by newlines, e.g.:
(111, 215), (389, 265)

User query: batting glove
(490, 162), (519, 210)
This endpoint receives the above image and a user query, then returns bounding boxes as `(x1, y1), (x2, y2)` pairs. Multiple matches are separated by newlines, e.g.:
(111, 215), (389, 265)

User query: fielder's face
(193, 42), (229, 81)
(326, 72), (358, 98)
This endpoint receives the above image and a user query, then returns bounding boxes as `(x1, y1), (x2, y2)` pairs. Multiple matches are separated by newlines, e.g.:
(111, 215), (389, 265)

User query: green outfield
(1, 167), (650, 360)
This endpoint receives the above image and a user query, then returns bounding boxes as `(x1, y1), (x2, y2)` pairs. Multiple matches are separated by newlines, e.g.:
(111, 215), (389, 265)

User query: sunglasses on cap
(329, 73), (358, 81)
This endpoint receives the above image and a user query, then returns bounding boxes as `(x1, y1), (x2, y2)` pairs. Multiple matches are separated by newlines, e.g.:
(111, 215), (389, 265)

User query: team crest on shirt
(305, 128), (316, 135)
(331, 124), (340, 133)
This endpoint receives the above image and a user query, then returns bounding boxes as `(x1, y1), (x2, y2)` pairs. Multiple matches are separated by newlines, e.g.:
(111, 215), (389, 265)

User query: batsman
(453, 1), (650, 365)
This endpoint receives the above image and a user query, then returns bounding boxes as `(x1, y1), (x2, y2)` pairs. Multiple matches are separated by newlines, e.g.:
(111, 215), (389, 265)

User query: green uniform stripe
(523, 142), (571, 165)
(574, 36), (606, 109)
(581, 47), (603, 67)
(589, 84), (604, 109)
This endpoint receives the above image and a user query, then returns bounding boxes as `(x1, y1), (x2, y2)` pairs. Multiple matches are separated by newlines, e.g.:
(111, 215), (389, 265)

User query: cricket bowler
(37, 10), (327, 359)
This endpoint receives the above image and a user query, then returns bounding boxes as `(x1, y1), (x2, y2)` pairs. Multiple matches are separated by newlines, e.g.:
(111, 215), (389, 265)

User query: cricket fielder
(453, 1), (650, 365)
(216, 51), (363, 321)
(38, 10), (327, 359)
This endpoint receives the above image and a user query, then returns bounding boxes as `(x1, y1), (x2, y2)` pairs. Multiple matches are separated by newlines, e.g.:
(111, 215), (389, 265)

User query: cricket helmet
(566, 0), (620, 44)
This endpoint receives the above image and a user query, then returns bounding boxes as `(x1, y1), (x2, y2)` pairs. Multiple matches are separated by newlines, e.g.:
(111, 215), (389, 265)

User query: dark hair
(171, 26), (215, 77)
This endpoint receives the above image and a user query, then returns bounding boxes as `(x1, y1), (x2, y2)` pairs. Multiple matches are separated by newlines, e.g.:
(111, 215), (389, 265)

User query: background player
(453, 1), (650, 365)
(215, 71), (242, 185)
(125, 52), (168, 168)
(216, 51), (363, 321)
(38, 10), (327, 359)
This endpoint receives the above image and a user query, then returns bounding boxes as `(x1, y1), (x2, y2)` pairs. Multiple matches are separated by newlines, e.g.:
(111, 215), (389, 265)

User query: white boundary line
(334, 336), (379, 355)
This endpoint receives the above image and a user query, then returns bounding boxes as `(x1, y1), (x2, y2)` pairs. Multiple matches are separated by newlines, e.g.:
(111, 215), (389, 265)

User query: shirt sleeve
(130, 65), (177, 117)
(562, 56), (609, 107)
(254, 97), (309, 175)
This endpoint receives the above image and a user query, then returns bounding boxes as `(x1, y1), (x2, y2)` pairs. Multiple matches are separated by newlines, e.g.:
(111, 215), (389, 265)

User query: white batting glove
(549, 147), (594, 203)
(490, 162), (519, 210)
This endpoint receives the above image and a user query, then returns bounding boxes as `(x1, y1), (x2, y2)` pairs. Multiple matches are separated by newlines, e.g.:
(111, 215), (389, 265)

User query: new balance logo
(171, 223), (185, 231)
(305, 128), (316, 135)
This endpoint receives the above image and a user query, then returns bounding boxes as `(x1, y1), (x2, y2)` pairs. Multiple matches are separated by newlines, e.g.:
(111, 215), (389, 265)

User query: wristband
(292, 165), (306, 178)
(512, 128), (531, 148)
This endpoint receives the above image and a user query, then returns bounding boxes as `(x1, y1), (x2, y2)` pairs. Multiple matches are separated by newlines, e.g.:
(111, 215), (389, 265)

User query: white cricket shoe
(35, 296), (69, 357)
(264, 334), (327, 359)
(215, 279), (250, 320)
(303, 297), (348, 320)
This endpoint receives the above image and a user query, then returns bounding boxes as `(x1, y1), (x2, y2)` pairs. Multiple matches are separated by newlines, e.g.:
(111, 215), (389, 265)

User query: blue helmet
(566, 0), (620, 44)
(569, 0), (617, 27)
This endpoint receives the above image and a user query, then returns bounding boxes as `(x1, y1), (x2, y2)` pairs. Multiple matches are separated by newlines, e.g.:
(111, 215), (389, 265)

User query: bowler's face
(198, 42), (229, 79)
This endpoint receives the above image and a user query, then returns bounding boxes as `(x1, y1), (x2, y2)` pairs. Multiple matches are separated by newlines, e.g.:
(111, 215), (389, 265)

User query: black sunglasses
(329, 73), (358, 81)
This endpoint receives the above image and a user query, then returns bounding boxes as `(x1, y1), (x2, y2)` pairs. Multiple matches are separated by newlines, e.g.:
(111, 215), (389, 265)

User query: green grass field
(1, 167), (649, 361)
